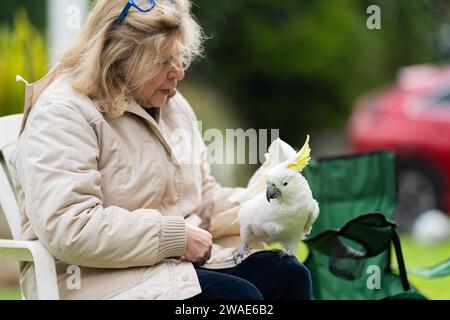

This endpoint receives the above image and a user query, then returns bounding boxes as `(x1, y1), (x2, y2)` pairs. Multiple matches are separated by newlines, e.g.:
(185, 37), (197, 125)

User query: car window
(428, 88), (450, 107)
(437, 91), (450, 103)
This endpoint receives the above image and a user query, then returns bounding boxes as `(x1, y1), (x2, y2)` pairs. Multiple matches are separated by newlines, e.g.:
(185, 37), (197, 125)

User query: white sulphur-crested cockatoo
(234, 135), (320, 260)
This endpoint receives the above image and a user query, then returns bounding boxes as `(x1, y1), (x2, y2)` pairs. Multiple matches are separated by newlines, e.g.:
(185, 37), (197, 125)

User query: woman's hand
(184, 224), (213, 267)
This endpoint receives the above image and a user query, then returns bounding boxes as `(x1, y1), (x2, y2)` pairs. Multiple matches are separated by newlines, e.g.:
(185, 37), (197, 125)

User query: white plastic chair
(0, 114), (60, 300)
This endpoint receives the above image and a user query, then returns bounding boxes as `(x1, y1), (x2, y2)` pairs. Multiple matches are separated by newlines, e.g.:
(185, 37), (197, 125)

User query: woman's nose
(168, 62), (185, 81)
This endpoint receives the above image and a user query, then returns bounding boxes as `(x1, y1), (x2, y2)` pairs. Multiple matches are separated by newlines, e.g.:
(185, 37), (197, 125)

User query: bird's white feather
(236, 138), (319, 258)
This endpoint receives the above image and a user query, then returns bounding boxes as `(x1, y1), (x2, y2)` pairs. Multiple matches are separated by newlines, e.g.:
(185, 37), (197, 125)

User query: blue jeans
(189, 251), (312, 300)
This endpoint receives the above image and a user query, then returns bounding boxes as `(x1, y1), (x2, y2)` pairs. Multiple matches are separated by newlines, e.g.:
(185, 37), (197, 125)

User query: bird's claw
(277, 249), (296, 259)
(234, 244), (248, 264)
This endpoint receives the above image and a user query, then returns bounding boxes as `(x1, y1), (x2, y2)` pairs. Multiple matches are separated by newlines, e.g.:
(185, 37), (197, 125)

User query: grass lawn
(392, 235), (450, 300)
(0, 235), (448, 300)
(0, 288), (20, 300)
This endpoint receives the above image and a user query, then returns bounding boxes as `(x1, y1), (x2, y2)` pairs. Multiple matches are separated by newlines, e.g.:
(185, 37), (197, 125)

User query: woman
(9, 0), (312, 300)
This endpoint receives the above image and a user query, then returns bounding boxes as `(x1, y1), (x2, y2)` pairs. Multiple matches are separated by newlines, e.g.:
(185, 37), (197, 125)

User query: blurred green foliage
(1, 0), (450, 145)
(190, 0), (450, 146)
(0, 0), (46, 31)
(0, 10), (48, 117)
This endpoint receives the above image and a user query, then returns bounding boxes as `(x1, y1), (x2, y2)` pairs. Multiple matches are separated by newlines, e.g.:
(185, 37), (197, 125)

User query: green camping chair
(302, 150), (426, 300)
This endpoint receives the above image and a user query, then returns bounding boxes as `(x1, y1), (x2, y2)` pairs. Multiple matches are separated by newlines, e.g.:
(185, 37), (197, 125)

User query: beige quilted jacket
(9, 67), (262, 300)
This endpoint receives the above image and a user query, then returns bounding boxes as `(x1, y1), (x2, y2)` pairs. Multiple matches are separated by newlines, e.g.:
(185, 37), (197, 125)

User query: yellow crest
(287, 135), (311, 172)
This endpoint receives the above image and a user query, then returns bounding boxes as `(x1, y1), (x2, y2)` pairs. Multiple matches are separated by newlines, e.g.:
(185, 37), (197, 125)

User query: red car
(348, 65), (450, 231)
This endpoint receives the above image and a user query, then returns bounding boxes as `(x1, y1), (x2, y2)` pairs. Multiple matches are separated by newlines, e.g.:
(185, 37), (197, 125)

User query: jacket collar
(125, 98), (179, 165)
(19, 65), (62, 135)
(125, 98), (160, 127)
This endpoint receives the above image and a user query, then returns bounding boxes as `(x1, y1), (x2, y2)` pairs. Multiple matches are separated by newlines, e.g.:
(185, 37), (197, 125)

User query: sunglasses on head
(114, 0), (156, 28)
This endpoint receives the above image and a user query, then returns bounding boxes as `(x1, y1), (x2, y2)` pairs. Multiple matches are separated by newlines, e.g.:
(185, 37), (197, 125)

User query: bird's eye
(283, 182), (288, 186)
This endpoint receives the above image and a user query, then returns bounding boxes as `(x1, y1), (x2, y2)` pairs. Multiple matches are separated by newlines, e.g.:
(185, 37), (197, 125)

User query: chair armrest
(0, 239), (60, 300)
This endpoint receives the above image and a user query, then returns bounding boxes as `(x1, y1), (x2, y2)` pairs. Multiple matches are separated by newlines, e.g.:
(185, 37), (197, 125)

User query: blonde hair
(59, 0), (204, 117)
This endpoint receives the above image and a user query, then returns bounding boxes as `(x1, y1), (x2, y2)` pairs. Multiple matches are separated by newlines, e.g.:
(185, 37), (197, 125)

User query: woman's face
(135, 59), (185, 108)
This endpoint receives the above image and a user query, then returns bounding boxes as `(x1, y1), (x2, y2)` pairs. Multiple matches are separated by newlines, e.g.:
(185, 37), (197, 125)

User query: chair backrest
(304, 151), (397, 236)
(302, 151), (408, 300)
(0, 114), (23, 240)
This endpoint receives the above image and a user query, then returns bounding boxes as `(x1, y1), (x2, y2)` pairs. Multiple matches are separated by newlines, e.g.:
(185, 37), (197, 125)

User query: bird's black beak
(266, 184), (281, 202)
